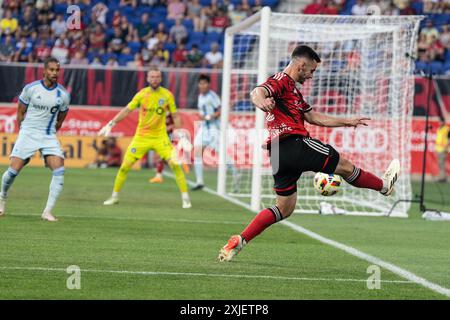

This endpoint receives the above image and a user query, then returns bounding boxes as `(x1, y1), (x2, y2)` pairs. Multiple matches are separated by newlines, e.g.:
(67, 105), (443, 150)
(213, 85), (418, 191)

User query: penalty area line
(0, 266), (414, 284)
(165, 172), (450, 298)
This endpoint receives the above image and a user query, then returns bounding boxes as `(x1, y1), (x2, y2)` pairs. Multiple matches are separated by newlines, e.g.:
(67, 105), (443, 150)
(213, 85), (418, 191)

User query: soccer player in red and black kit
(218, 45), (400, 262)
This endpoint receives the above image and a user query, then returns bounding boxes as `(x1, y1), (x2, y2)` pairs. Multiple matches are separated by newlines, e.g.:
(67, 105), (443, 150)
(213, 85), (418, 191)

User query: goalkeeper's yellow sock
(168, 160), (188, 194)
(113, 162), (132, 194)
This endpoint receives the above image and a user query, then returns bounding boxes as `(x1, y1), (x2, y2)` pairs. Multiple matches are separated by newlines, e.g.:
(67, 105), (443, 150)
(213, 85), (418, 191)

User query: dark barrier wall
(0, 64), (449, 115)
(0, 65), (222, 109)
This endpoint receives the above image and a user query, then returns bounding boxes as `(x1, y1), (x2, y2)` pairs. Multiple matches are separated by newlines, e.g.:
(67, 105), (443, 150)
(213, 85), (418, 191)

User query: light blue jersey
(11, 80), (70, 160)
(18, 80), (70, 135)
(197, 90), (221, 131)
(194, 90), (221, 150)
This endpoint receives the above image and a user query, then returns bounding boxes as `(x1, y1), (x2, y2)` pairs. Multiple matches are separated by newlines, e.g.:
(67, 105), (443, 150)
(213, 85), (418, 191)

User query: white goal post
(217, 7), (423, 218)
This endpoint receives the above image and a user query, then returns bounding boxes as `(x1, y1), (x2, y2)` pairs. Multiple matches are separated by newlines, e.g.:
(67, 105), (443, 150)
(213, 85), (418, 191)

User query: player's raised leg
(41, 155), (65, 222)
(334, 157), (400, 196)
(0, 157), (27, 216)
(219, 192), (296, 261)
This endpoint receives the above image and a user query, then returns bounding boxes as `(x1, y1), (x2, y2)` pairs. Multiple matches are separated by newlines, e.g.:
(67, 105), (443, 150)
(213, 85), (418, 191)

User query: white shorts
(10, 130), (65, 160)
(194, 126), (220, 151)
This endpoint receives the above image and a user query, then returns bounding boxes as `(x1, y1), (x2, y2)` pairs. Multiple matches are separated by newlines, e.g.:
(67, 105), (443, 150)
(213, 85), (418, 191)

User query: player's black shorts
(268, 135), (340, 196)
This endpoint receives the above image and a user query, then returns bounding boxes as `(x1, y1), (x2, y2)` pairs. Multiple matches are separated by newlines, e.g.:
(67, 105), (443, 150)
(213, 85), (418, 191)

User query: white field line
(0, 266), (414, 284)
(6, 213), (245, 225)
(165, 172), (450, 298)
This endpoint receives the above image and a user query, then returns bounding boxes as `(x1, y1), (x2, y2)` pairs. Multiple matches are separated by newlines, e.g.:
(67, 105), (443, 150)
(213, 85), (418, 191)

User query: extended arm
(98, 106), (132, 137)
(16, 102), (27, 129)
(55, 110), (68, 131)
(304, 110), (370, 128)
(250, 87), (275, 112)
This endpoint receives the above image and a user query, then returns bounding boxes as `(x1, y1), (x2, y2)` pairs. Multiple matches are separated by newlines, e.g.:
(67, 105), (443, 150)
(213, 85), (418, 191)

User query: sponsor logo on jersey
(266, 113), (275, 122)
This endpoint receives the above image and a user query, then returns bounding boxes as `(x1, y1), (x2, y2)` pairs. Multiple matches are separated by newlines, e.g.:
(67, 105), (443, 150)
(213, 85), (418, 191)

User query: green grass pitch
(0, 166), (449, 299)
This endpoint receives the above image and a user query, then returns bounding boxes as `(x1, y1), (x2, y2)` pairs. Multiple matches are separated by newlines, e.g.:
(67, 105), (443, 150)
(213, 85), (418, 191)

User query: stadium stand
(0, 0), (447, 73)
(302, 0), (450, 75)
(0, 0), (280, 67)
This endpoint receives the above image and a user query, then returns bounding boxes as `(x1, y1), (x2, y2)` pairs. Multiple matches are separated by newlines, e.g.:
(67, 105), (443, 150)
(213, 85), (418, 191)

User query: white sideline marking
(8, 213), (245, 225)
(167, 173), (450, 298)
(0, 266), (414, 284)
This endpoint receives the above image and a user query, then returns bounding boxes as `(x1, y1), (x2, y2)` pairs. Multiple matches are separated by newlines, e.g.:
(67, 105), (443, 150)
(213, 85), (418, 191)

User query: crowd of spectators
(0, 1), (448, 74)
(0, 0), (277, 68)
(302, 0), (450, 74)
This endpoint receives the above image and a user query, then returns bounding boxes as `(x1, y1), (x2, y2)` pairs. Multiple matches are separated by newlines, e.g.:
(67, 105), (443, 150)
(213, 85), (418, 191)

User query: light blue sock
(45, 167), (65, 211)
(194, 156), (204, 185)
(1, 167), (18, 198)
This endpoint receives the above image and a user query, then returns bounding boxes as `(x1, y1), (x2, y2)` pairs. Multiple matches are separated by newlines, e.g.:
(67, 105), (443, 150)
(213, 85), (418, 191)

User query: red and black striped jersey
(258, 72), (312, 146)
(166, 112), (175, 134)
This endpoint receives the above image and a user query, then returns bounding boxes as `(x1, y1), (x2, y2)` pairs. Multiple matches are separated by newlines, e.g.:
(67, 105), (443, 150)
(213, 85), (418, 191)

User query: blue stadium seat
(182, 19), (194, 32)
(205, 31), (222, 44)
(262, 0), (279, 8)
(119, 6), (135, 19)
(415, 61), (428, 74)
(164, 42), (177, 54)
(200, 0), (212, 6)
(200, 42), (212, 54)
(164, 19), (176, 30)
(430, 61), (443, 74)
(411, 2), (424, 15)
(87, 51), (99, 63)
(101, 53), (117, 65)
(345, 0), (357, 10)
(443, 61), (450, 73)
(431, 14), (450, 28)
(118, 54), (134, 66)
(189, 31), (205, 44)
(153, 6), (168, 18)
(53, 4), (68, 15)
(128, 41), (142, 55)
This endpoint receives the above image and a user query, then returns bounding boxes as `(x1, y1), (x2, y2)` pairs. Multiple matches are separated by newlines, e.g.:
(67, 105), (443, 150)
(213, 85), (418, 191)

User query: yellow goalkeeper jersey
(127, 86), (177, 138)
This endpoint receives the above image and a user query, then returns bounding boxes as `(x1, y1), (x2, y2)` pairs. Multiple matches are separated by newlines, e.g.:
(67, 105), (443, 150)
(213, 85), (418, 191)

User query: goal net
(217, 8), (423, 217)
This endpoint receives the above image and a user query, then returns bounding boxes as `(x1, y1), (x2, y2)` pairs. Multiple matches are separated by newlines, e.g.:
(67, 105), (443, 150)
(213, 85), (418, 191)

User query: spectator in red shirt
(322, 1), (340, 15)
(172, 42), (188, 67)
(303, 0), (325, 14)
(105, 137), (122, 167)
(207, 9), (229, 33)
(89, 23), (106, 53)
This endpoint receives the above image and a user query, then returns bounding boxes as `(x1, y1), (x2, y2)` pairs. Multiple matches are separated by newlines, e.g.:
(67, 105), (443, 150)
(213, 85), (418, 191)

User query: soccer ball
(313, 172), (342, 196)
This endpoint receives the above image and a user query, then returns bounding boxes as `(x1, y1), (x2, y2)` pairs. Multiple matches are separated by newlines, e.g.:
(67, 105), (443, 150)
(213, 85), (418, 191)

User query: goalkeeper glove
(204, 114), (212, 121)
(98, 120), (115, 137)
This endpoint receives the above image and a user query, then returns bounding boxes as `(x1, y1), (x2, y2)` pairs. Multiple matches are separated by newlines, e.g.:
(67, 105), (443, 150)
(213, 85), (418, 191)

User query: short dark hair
(148, 66), (161, 73)
(199, 74), (210, 83)
(291, 45), (321, 63)
(44, 56), (60, 68)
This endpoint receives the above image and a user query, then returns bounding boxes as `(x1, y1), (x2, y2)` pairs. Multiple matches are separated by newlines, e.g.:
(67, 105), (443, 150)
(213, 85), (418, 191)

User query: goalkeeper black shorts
(268, 135), (340, 196)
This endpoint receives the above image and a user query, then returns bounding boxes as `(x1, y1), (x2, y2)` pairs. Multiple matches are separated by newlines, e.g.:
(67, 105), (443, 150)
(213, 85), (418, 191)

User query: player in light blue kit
(0, 57), (70, 221)
(192, 74), (238, 190)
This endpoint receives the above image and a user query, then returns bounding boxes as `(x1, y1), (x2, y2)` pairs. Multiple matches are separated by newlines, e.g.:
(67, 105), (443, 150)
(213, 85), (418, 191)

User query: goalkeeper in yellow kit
(98, 68), (191, 208)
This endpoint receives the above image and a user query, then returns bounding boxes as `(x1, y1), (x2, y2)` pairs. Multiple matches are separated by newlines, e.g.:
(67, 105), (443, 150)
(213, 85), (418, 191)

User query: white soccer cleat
(41, 210), (58, 222)
(0, 196), (6, 217)
(103, 196), (119, 205)
(182, 198), (192, 209)
(218, 235), (245, 262)
(380, 159), (400, 196)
